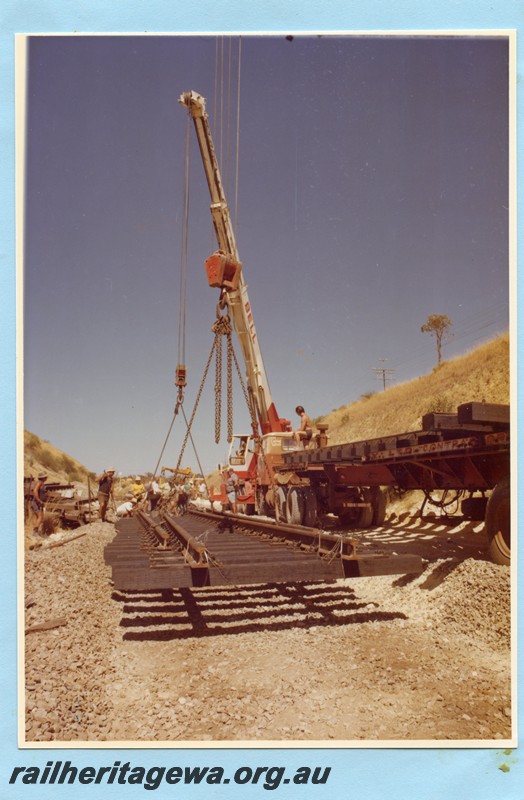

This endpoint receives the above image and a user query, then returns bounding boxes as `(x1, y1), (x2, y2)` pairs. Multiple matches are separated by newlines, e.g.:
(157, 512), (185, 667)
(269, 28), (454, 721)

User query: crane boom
(179, 90), (287, 434)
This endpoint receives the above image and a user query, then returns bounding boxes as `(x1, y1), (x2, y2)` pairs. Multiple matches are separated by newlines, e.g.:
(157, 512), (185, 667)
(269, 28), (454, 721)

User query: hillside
(24, 431), (95, 485)
(24, 334), (510, 486)
(316, 334), (509, 445)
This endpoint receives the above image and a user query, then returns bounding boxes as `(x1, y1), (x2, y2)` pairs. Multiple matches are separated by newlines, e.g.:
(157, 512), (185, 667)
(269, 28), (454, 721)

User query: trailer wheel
(370, 487), (387, 526)
(357, 489), (373, 528)
(287, 488), (305, 525)
(485, 478), (510, 566)
(275, 487), (288, 524)
(302, 487), (318, 528)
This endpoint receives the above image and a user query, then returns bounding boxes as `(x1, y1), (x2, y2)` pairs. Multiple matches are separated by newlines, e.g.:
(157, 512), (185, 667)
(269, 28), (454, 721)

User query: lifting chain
(212, 310), (234, 444)
(175, 307), (236, 471)
(214, 328), (222, 443)
(173, 305), (269, 485)
(227, 333), (233, 442)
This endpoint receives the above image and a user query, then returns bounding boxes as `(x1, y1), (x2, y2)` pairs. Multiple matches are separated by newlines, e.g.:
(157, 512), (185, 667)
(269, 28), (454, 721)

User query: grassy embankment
(316, 334), (509, 445)
(24, 334), (510, 491)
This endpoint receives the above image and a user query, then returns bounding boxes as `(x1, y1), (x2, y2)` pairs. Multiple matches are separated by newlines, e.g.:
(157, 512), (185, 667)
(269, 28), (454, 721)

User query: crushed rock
(24, 520), (512, 743)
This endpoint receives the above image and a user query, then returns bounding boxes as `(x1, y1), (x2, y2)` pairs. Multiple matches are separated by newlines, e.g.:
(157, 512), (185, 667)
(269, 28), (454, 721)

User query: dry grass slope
(24, 335), (509, 483)
(319, 334), (509, 445)
(24, 430), (94, 484)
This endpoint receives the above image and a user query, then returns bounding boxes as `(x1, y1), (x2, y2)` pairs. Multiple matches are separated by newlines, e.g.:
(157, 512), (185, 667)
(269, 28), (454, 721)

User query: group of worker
(111, 473), (207, 518)
(28, 407), (312, 534)
(114, 474), (175, 517)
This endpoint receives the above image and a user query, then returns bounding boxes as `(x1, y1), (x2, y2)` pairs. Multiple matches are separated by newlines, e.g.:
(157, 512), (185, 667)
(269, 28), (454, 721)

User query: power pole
(372, 359), (395, 391)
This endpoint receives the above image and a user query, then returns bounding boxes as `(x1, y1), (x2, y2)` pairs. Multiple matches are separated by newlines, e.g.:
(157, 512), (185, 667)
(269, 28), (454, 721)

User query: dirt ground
(23, 510), (512, 744)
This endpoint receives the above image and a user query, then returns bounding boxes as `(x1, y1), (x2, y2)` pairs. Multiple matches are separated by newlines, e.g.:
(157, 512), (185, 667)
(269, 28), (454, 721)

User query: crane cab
(228, 432), (300, 475)
(228, 434), (255, 471)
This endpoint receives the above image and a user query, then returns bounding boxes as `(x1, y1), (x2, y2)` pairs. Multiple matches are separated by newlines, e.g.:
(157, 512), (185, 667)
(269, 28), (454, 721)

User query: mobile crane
(179, 90), (510, 564)
(179, 90), (304, 514)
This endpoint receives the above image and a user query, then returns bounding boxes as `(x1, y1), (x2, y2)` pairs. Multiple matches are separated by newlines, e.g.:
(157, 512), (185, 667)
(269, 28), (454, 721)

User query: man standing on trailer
(96, 467), (115, 522)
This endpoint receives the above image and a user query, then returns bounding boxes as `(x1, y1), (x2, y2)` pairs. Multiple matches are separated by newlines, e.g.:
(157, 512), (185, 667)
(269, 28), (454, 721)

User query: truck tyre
(357, 489), (373, 528)
(302, 487), (318, 528)
(275, 487), (288, 524)
(485, 478), (510, 565)
(257, 491), (270, 517)
(287, 488), (305, 525)
(370, 486), (387, 526)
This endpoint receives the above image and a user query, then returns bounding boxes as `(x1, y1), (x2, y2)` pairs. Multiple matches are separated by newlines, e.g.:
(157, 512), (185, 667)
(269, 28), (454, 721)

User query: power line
(372, 359), (395, 391)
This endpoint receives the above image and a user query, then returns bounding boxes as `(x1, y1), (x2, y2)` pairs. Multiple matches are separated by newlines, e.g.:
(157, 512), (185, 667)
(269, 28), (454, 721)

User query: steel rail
(104, 507), (423, 591)
(185, 506), (362, 562)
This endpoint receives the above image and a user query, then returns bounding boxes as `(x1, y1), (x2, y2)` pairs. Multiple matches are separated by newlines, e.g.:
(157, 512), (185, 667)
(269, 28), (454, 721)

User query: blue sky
(23, 34), (510, 475)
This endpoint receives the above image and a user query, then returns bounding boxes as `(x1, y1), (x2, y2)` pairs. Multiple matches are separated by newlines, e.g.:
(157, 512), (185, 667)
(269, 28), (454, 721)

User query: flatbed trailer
(276, 402), (510, 565)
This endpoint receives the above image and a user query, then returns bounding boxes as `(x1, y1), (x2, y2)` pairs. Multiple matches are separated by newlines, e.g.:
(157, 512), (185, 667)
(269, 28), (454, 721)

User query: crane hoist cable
(151, 114), (191, 477)
(225, 37), (232, 202)
(212, 36), (242, 245)
(176, 113), (191, 384)
(234, 36), (242, 234)
(155, 43), (243, 479)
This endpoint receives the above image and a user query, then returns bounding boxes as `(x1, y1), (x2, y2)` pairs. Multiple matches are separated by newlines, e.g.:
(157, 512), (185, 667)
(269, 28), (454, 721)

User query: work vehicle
(179, 90), (302, 510)
(160, 466), (194, 481)
(24, 477), (99, 527)
(180, 90), (511, 565)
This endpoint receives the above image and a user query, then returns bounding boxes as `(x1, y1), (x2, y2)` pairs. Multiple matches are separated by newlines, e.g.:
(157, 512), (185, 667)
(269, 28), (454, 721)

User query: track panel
(104, 510), (422, 592)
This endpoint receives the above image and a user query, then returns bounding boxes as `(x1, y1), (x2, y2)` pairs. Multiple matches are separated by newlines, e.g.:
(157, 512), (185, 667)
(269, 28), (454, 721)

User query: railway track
(104, 508), (423, 592)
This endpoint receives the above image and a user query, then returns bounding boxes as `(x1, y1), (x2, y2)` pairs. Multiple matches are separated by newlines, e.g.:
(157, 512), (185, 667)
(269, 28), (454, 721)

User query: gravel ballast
(24, 519), (512, 743)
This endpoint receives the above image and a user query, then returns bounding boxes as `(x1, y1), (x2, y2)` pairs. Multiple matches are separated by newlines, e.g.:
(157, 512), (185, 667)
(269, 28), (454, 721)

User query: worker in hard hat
(131, 475), (145, 500)
(96, 467), (115, 522)
(116, 494), (137, 517)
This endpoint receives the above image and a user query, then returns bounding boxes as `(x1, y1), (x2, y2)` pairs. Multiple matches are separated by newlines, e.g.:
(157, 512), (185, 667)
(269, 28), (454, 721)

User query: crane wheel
(302, 487), (318, 528)
(275, 487), (288, 524)
(256, 491), (271, 517)
(287, 488), (305, 525)
(485, 478), (510, 566)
